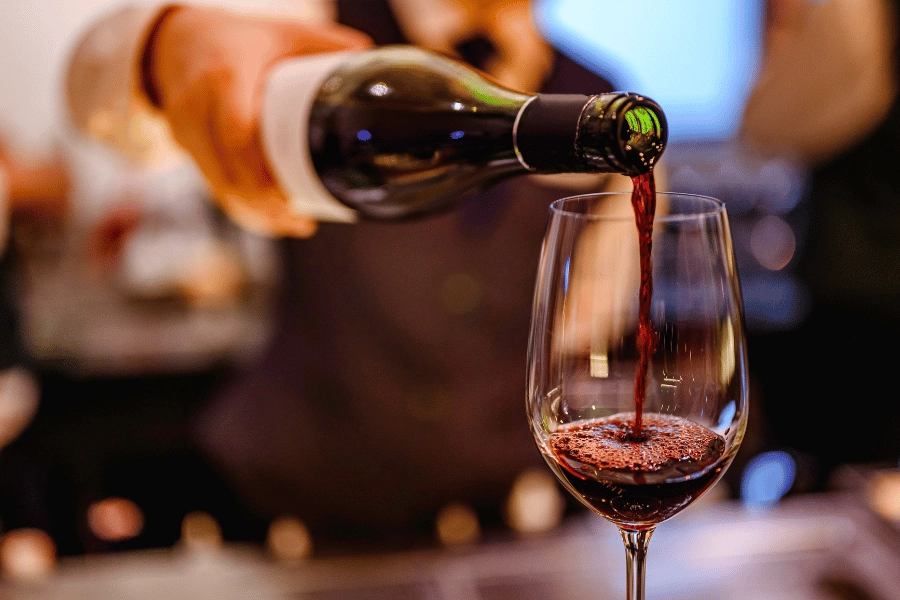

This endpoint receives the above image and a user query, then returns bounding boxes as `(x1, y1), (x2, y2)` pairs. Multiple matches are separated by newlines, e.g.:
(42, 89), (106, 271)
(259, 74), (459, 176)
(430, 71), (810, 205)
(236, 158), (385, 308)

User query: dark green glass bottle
(262, 45), (667, 222)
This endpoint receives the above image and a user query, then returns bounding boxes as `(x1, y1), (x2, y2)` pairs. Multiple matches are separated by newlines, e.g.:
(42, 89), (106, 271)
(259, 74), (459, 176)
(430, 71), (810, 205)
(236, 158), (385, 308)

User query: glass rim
(549, 191), (725, 222)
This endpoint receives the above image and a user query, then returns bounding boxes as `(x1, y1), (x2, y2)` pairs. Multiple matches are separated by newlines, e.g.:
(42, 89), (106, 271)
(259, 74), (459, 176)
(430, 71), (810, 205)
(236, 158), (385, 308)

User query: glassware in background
(527, 191), (749, 599)
(12, 153), (279, 377)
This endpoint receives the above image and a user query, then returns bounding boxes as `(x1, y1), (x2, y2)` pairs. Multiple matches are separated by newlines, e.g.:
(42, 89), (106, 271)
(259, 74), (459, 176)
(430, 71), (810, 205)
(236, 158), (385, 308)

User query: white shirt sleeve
(64, 3), (186, 165)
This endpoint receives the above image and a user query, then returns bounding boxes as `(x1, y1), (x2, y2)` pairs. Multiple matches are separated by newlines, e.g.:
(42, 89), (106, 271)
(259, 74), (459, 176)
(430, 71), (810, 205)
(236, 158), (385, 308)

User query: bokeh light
(180, 511), (223, 553)
(866, 470), (900, 522)
(0, 529), (56, 582)
(505, 469), (565, 535)
(0, 367), (39, 449)
(87, 497), (144, 543)
(740, 451), (797, 508)
(435, 503), (481, 548)
(266, 516), (312, 564)
(750, 215), (796, 271)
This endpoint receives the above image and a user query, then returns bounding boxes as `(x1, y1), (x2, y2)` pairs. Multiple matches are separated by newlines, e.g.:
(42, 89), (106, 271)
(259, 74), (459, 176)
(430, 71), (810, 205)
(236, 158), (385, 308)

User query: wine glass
(527, 191), (748, 600)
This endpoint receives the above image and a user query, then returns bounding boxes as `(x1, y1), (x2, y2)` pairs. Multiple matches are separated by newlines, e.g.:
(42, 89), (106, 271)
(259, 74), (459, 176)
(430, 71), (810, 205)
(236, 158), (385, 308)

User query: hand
(147, 6), (373, 237)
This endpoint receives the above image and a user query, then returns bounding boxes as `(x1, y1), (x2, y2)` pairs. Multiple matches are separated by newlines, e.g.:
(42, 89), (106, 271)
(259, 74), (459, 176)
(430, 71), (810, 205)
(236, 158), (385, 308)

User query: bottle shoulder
(316, 45), (531, 109)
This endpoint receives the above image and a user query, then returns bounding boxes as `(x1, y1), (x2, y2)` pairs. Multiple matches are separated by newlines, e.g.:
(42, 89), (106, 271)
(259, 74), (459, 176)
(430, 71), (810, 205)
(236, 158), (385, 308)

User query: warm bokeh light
(505, 468), (565, 535)
(266, 516), (312, 564)
(435, 503), (481, 548)
(180, 511), (223, 552)
(0, 367), (39, 449)
(0, 529), (56, 582)
(866, 469), (900, 522)
(87, 497), (144, 542)
(176, 242), (247, 308)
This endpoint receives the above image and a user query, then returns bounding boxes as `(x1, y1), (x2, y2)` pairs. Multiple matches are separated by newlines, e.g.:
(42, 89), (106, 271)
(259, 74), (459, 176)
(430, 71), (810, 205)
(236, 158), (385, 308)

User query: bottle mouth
(621, 100), (667, 172)
(580, 93), (668, 175)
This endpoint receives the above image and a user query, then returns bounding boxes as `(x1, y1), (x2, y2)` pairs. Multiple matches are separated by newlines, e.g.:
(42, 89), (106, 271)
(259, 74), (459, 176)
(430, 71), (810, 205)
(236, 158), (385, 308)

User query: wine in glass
(527, 189), (749, 599)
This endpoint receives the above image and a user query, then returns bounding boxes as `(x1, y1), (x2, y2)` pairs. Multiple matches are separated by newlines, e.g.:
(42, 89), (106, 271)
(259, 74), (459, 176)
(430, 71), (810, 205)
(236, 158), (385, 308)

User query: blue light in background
(740, 275), (810, 332)
(357, 130), (372, 142)
(740, 451), (797, 508)
(716, 401), (736, 432)
(533, 0), (764, 142)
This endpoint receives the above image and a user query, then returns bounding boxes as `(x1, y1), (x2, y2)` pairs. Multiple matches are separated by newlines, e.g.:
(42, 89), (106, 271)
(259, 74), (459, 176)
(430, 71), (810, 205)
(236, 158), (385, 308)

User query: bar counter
(2, 469), (898, 600)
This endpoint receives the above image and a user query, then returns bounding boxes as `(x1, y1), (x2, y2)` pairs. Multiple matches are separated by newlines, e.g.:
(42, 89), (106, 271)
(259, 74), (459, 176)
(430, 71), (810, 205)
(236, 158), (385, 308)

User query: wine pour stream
(630, 170), (657, 440)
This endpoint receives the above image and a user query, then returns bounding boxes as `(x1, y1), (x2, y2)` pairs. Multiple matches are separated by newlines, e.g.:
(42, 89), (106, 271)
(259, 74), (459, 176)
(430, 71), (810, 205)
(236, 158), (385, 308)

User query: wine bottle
(261, 45), (667, 223)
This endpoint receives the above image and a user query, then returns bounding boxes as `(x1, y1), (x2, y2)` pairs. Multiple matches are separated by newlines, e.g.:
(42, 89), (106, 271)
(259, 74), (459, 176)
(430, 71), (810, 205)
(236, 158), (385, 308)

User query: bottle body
(262, 45), (667, 223)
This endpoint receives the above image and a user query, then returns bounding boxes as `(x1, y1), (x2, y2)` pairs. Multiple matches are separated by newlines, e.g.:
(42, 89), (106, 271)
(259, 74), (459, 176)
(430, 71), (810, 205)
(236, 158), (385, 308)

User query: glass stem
(620, 527), (654, 600)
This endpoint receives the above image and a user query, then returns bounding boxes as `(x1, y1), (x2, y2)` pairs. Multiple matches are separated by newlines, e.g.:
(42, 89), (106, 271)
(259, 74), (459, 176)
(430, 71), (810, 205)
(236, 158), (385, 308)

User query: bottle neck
(513, 93), (667, 176)
(513, 94), (591, 173)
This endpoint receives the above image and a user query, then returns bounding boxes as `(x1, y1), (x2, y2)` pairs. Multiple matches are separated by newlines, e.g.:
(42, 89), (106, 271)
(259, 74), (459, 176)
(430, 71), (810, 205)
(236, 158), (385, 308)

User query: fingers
(211, 65), (273, 193)
(218, 192), (318, 238)
(166, 76), (316, 240)
(203, 19), (371, 193)
(164, 74), (230, 193)
(152, 6), (279, 194)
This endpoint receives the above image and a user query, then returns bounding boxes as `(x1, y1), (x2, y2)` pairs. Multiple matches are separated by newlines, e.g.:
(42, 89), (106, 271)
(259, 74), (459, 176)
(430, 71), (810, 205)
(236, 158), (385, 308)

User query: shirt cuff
(65, 3), (186, 166)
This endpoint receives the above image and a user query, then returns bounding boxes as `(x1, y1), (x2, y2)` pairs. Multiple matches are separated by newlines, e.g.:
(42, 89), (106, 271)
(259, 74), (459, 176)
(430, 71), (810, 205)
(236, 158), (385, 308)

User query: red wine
(548, 413), (726, 528)
(629, 171), (657, 438)
(262, 46), (667, 222)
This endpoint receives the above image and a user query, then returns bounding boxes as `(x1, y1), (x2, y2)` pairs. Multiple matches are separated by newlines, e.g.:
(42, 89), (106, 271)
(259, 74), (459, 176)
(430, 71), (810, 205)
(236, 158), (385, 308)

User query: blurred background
(1, 0), (900, 598)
